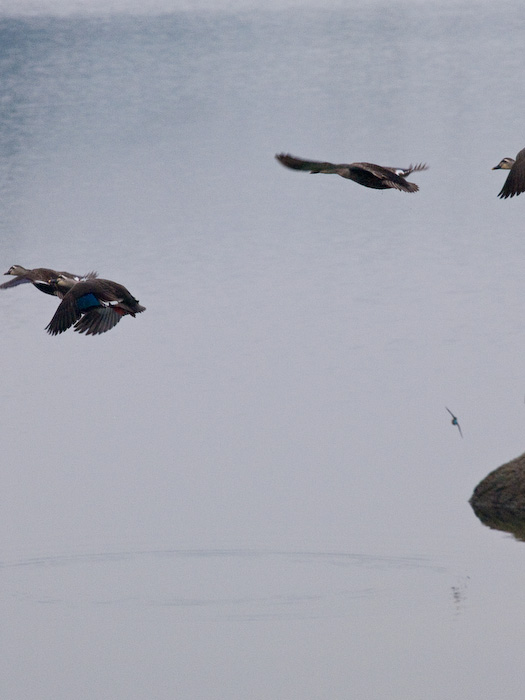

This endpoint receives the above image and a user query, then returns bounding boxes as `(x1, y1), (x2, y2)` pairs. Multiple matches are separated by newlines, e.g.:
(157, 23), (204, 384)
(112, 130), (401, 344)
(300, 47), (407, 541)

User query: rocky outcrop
(470, 453), (525, 540)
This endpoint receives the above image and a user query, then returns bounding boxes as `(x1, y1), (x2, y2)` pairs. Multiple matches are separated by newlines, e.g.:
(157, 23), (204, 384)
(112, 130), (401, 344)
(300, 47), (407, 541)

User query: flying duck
(492, 148), (525, 199)
(275, 153), (428, 192)
(0, 265), (97, 296)
(46, 276), (145, 336)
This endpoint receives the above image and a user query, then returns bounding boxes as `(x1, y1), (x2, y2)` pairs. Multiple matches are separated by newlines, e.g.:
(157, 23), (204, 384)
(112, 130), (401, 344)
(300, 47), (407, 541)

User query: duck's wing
(395, 163), (428, 177)
(32, 280), (60, 296)
(0, 276), (31, 289)
(45, 292), (83, 335)
(498, 148), (525, 199)
(275, 153), (339, 173)
(74, 307), (123, 335)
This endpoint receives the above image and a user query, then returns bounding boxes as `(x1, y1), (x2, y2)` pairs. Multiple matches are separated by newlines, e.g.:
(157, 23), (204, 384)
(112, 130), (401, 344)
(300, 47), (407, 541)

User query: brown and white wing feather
(404, 163), (428, 175)
(74, 307), (123, 335)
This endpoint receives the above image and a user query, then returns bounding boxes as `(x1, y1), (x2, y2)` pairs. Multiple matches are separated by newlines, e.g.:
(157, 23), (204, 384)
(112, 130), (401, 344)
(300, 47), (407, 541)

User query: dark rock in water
(470, 452), (525, 540)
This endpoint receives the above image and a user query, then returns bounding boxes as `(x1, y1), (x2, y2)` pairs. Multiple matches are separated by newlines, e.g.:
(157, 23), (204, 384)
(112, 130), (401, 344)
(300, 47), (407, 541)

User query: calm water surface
(1, 1), (525, 698)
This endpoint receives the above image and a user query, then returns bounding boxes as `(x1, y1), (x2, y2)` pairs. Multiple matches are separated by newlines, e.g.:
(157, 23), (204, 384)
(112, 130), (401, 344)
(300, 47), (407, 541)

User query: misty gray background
(1, 0), (525, 698)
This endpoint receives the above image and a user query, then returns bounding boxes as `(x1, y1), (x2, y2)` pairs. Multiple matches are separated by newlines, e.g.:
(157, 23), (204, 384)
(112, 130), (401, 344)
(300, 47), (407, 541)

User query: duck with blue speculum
(46, 275), (146, 336)
(0, 265), (97, 296)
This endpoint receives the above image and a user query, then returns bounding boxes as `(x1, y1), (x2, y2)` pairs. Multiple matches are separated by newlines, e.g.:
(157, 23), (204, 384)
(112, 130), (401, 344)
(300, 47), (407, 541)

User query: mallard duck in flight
(45, 276), (145, 336)
(275, 153), (428, 192)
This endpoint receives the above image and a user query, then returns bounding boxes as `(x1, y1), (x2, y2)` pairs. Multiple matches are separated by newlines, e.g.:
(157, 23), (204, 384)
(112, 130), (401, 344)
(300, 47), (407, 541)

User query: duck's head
(53, 274), (77, 290)
(493, 157), (515, 170)
(4, 264), (27, 276)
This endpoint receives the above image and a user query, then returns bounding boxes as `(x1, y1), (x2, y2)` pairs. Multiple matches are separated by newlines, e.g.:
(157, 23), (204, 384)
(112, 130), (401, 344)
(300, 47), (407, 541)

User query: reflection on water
(1, 548), (445, 615)
(450, 576), (469, 617)
(1, 547), (442, 569)
(470, 507), (525, 542)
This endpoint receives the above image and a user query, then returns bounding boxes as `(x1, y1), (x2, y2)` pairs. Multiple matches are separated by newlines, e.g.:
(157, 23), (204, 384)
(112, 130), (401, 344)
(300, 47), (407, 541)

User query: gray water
(1, 1), (525, 698)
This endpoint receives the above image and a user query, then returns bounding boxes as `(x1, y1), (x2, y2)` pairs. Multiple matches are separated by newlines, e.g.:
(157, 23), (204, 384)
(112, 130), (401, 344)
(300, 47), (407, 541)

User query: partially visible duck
(46, 276), (145, 336)
(275, 153), (428, 192)
(492, 148), (525, 198)
(0, 265), (97, 296)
